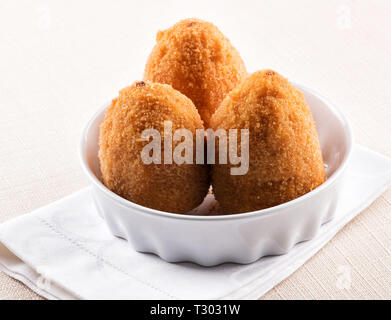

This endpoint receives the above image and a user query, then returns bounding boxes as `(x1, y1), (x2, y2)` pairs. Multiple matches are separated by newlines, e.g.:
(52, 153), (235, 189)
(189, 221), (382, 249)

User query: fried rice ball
(210, 70), (326, 214)
(99, 80), (209, 214)
(144, 18), (247, 127)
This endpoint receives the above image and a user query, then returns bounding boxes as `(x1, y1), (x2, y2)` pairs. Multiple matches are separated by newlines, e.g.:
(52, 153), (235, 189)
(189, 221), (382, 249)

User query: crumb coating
(99, 81), (209, 214)
(144, 18), (247, 127)
(210, 70), (326, 214)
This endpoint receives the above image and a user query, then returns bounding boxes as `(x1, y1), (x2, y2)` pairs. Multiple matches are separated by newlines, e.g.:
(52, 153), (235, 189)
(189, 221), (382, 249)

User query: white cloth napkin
(0, 145), (390, 300)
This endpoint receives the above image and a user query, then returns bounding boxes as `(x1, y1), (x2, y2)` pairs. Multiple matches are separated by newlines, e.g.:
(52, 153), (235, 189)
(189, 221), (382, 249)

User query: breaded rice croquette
(144, 18), (247, 127)
(99, 80), (209, 214)
(210, 70), (326, 214)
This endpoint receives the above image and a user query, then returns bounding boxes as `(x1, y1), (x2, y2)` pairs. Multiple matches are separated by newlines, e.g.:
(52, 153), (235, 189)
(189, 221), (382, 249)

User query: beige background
(0, 0), (390, 299)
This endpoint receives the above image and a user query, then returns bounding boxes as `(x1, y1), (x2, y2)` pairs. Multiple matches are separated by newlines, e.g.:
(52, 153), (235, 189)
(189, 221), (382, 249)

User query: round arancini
(210, 70), (326, 214)
(144, 18), (247, 128)
(99, 80), (209, 214)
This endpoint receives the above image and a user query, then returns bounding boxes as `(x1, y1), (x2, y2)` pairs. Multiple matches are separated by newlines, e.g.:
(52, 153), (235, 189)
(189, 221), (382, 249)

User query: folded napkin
(0, 145), (390, 300)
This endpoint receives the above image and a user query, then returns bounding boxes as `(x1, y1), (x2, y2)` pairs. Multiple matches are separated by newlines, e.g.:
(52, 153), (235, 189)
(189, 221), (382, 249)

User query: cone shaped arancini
(99, 81), (209, 214)
(144, 18), (247, 128)
(210, 70), (326, 214)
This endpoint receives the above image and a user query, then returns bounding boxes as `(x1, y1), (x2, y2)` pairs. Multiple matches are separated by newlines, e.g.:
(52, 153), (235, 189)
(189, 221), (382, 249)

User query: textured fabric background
(0, 0), (390, 299)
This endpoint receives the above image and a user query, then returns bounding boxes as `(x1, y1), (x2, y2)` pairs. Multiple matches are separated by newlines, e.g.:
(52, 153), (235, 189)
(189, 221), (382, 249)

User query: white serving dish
(79, 84), (353, 266)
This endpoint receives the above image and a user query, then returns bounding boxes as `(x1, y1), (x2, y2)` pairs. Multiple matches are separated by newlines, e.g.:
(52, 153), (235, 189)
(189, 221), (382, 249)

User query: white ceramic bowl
(79, 84), (353, 266)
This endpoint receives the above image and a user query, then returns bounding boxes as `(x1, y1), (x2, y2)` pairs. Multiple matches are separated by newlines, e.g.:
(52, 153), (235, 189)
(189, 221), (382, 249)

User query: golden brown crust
(210, 70), (326, 214)
(99, 80), (209, 214)
(144, 18), (247, 127)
